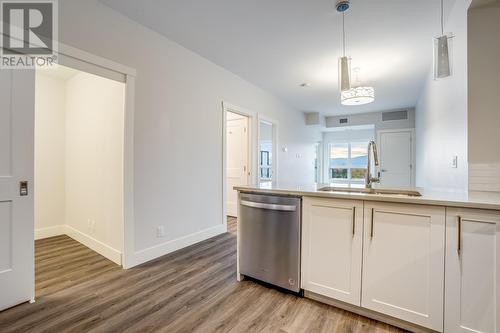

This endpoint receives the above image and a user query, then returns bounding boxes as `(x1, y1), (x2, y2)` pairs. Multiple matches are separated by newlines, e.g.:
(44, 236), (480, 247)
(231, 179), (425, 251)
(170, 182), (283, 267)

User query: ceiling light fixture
(341, 86), (375, 105)
(336, 0), (351, 92)
(434, 0), (453, 79)
(341, 67), (375, 106)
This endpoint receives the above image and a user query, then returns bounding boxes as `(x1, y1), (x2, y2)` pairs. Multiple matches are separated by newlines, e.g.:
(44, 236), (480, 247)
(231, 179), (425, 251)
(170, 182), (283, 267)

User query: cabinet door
(301, 197), (363, 306)
(361, 202), (445, 331)
(445, 208), (500, 333)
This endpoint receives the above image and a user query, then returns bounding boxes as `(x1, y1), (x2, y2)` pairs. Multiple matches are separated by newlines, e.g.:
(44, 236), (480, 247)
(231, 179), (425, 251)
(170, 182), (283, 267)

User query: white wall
(65, 72), (125, 252)
(35, 74), (67, 230)
(468, 4), (500, 164)
(325, 109), (415, 132)
(58, 0), (320, 258)
(415, 0), (471, 191)
(323, 128), (375, 143)
(259, 121), (273, 142)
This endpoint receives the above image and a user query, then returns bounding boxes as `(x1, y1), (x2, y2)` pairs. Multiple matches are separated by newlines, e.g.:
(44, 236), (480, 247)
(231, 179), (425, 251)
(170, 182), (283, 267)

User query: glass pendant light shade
(341, 86), (375, 105)
(339, 56), (351, 91)
(434, 0), (453, 79)
(434, 35), (453, 79)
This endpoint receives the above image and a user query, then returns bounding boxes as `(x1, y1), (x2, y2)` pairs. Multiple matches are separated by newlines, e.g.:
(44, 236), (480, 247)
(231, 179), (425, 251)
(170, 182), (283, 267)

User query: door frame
(257, 116), (278, 183)
(38, 42), (137, 269)
(376, 128), (416, 187)
(222, 102), (256, 224)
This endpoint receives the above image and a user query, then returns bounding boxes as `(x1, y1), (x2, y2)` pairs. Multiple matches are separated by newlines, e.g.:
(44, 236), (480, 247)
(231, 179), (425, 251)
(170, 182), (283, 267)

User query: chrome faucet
(365, 140), (380, 188)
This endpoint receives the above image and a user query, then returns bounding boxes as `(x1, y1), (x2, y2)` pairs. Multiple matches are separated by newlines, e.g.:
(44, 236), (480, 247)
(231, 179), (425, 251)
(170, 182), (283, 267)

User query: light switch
(451, 156), (458, 168)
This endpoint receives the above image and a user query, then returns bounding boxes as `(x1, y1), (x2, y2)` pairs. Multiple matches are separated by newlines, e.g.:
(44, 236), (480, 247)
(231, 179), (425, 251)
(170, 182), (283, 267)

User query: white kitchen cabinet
(361, 202), (445, 331)
(301, 197), (364, 306)
(445, 208), (500, 333)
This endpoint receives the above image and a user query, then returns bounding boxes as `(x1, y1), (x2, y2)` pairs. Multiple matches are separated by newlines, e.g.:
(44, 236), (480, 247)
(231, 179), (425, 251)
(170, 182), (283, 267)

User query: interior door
(0, 70), (35, 311)
(378, 130), (412, 187)
(226, 113), (249, 217)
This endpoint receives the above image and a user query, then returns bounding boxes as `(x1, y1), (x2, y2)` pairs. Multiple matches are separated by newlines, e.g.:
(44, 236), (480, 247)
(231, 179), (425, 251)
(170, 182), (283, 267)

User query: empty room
(1, 0), (500, 332)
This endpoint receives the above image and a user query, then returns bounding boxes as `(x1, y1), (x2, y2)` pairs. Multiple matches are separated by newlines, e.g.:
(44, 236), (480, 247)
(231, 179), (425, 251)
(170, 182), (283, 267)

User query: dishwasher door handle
(240, 200), (297, 212)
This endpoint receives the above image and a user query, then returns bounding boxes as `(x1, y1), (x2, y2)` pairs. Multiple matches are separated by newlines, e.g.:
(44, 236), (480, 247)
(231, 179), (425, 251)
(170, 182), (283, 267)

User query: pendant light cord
(441, 0), (444, 35)
(342, 12), (346, 56)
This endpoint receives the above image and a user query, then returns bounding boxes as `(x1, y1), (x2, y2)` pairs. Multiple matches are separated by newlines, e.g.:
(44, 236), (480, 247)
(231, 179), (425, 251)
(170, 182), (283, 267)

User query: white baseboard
(64, 225), (122, 265)
(35, 225), (66, 240)
(469, 164), (500, 192)
(35, 224), (225, 270)
(125, 224), (226, 268)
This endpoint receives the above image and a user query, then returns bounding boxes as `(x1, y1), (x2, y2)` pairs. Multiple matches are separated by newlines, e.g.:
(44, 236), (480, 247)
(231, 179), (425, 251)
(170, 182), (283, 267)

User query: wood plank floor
(0, 218), (405, 333)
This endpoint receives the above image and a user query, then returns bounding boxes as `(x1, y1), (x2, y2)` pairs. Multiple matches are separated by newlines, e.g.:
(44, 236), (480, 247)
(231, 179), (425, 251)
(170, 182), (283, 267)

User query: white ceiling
(100, 0), (456, 116)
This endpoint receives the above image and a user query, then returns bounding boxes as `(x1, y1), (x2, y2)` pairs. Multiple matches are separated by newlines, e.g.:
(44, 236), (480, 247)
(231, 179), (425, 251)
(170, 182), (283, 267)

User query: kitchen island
(235, 183), (500, 333)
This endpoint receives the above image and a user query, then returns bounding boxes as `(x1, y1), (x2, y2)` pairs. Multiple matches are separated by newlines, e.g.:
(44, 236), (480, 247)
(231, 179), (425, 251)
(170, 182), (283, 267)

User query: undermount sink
(317, 186), (422, 197)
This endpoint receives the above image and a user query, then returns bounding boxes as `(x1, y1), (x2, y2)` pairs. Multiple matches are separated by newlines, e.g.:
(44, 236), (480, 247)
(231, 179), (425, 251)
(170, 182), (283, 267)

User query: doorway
(34, 64), (126, 267)
(0, 45), (136, 312)
(225, 110), (250, 217)
(377, 129), (415, 187)
(258, 119), (277, 183)
(33, 65), (126, 297)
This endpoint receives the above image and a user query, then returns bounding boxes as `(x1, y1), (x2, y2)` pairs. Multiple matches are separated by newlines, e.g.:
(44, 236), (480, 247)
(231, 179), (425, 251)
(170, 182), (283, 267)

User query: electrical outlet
(451, 155), (458, 168)
(157, 226), (165, 238)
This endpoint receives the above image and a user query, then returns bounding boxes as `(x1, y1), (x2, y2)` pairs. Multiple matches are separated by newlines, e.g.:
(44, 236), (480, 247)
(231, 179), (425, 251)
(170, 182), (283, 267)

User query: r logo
(1, 1), (54, 55)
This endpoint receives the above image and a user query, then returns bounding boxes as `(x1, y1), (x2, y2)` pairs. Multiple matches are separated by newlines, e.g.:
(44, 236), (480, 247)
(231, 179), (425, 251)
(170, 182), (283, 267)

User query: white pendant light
(337, 1), (351, 91)
(341, 86), (375, 105)
(341, 68), (374, 106)
(434, 0), (453, 79)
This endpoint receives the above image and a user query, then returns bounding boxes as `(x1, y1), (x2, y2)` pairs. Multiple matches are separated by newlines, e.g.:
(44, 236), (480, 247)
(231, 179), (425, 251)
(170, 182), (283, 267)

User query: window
(259, 142), (272, 180)
(329, 141), (368, 182)
(259, 120), (274, 181)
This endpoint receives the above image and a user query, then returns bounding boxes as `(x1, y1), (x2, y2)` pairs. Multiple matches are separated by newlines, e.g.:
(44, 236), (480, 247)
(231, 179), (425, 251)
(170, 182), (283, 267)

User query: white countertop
(235, 182), (500, 211)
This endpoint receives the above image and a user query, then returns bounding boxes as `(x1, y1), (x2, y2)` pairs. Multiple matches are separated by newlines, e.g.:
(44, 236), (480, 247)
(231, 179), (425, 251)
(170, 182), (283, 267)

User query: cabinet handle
(352, 206), (356, 236)
(457, 216), (462, 255)
(370, 208), (374, 238)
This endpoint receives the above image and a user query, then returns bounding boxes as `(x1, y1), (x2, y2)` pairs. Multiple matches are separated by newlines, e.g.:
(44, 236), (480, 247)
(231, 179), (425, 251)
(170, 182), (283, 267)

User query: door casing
(222, 102), (257, 224)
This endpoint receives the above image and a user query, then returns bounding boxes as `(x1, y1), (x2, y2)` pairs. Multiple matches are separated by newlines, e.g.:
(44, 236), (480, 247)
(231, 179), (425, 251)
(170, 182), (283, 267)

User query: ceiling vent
(382, 110), (408, 121)
(339, 117), (349, 124)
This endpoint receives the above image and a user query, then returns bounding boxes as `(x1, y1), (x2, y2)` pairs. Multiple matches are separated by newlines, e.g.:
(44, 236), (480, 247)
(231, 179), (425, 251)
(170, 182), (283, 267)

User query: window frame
(259, 149), (272, 180)
(328, 141), (368, 183)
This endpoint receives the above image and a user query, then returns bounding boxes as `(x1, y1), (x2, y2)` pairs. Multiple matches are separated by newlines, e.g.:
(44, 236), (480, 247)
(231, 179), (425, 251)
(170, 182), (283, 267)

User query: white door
(445, 208), (500, 333)
(301, 197), (363, 306)
(362, 202), (445, 331)
(226, 113), (249, 217)
(378, 130), (413, 187)
(0, 70), (35, 311)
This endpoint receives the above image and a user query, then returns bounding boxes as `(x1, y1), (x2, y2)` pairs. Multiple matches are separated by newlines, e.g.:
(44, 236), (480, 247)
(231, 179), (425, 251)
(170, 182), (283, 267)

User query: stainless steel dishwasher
(239, 192), (301, 293)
